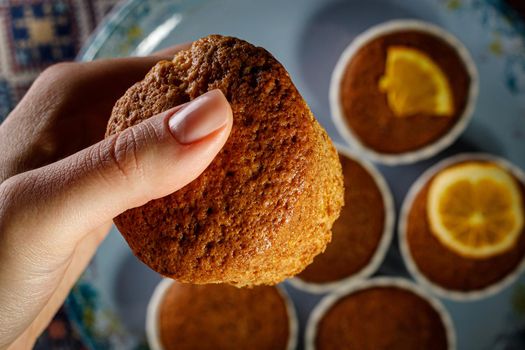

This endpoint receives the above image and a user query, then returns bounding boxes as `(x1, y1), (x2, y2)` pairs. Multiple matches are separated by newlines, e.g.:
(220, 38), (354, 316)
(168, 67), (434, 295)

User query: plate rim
(70, 0), (525, 349)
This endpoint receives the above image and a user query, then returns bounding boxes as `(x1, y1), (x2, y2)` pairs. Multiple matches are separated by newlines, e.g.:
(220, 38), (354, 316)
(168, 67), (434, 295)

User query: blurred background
(1, 0), (525, 349)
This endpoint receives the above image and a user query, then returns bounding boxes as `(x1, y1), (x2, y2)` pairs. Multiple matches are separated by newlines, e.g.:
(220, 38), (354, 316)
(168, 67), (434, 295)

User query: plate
(72, 0), (525, 349)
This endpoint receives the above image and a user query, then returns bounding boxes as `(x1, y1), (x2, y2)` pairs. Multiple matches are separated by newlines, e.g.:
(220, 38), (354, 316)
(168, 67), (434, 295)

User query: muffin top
(159, 283), (290, 350)
(107, 35), (343, 286)
(340, 30), (470, 154)
(406, 161), (525, 291)
(315, 286), (448, 350)
(298, 154), (385, 283)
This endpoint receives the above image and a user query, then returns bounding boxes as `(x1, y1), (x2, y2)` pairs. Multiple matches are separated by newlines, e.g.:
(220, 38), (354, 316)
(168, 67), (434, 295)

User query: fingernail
(168, 90), (229, 144)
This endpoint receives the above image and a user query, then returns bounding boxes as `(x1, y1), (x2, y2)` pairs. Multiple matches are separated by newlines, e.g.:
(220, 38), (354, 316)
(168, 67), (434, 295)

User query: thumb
(2, 89), (232, 250)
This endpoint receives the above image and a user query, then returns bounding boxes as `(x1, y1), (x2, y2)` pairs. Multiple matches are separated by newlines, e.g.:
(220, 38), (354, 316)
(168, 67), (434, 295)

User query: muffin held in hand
(106, 35), (344, 286)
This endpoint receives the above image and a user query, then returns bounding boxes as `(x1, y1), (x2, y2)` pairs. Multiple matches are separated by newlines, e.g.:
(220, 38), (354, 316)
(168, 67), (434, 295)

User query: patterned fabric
(0, 0), (119, 122)
(0, 1), (120, 347)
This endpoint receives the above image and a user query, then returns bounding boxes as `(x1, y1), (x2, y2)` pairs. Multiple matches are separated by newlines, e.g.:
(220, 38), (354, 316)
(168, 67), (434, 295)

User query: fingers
(0, 43), (202, 348)
(2, 90), (232, 252)
(70, 41), (191, 89)
(65, 42), (191, 84)
(0, 44), (193, 176)
(152, 42), (192, 58)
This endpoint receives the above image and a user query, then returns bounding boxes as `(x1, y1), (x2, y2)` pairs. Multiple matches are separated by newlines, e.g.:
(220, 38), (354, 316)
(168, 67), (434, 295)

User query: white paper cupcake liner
(304, 277), (456, 350)
(399, 153), (525, 301)
(329, 19), (479, 165)
(146, 279), (298, 350)
(288, 144), (394, 294)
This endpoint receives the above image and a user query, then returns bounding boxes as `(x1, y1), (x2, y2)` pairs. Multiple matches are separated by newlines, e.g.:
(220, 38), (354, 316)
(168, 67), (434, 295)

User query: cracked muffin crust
(106, 35), (344, 286)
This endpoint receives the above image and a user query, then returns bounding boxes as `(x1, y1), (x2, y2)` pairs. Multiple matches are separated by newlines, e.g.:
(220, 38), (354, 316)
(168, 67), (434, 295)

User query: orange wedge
(379, 46), (454, 118)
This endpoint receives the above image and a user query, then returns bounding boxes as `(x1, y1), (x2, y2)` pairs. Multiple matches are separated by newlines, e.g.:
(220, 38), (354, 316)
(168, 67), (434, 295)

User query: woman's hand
(0, 48), (233, 349)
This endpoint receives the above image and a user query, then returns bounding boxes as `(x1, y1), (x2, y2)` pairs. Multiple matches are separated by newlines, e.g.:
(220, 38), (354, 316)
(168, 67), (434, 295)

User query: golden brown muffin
(315, 286), (448, 350)
(406, 161), (525, 291)
(106, 35), (344, 286)
(340, 30), (470, 153)
(158, 283), (291, 350)
(298, 154), (385, 283)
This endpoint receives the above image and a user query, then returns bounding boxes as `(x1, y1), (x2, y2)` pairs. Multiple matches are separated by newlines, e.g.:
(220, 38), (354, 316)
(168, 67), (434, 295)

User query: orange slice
(379, 46), (454, 118)
(427, 162), (524, 259)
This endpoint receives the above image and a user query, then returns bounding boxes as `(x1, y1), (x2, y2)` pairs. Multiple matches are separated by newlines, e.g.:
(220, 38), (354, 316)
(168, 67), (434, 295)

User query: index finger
(151, 42), (192, 58)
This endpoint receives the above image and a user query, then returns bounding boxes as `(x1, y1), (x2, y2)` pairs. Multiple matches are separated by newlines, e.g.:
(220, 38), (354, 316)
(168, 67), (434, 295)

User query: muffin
(330, 20), (478, 165)
(305, 278), (454, 350)
(291, 146), (394, 293)
(147, 279), (297, 350)
(106, 35), (344, 286)
(400, 154), (525, 300)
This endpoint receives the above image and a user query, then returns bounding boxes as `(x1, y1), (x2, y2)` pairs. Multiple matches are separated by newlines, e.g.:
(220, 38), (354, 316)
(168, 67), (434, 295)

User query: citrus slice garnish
(427, 162), (524, 259)
(379, 46), (454, 118)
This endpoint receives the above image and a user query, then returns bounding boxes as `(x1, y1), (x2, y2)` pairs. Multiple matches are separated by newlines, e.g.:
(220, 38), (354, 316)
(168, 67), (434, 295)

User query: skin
(0, 45), (233, 349)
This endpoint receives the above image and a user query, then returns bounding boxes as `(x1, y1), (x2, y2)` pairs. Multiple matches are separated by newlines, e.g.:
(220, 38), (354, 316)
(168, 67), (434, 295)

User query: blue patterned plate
(74, 0), (525, 349)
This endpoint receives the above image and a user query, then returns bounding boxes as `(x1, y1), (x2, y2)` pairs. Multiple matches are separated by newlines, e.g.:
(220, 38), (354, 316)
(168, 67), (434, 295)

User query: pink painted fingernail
(168, 90), (230, 144)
